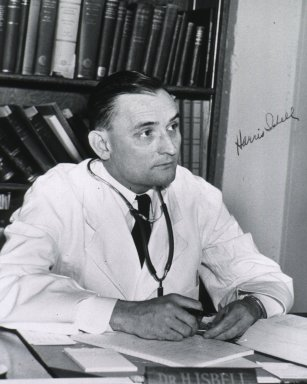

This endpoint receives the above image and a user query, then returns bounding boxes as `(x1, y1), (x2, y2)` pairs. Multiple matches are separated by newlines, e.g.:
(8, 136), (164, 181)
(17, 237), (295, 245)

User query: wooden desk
(0, 326), (303, 384)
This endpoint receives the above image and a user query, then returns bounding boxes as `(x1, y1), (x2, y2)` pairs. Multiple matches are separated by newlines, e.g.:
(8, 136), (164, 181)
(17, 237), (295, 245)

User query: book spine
(152, 4), (178, 81)
(0, 151), (16, 182)
(170, 10), (187, 85)
(203, 8), (215, 88)
(44, 115), (82, 163)
(107, 0), (126, 76)
(115, 6), (133, 72)
(126, 3), (153, 72)
(142, 5), (165, 76)
(14, 0), (30, 73)
(76, 0), (105, 79)
(25, 106), (73, 163)
(61, 108), (94, 157)
(199, 100), (211, 178)
(0, 0), (8, 67)
(188, 25), (204, 86)
(4, 105), (55, 172)
(163, 12), (182, 84)
(0, 115), (39, 183)
(1, 0), (22, 73)
(21, 0), (41, 75)
(51, 0), (82, 79)
(176, 21), (195, 86)
(50, 102), (87, 159)
(34, 0), (58, 76)
(96, 0), (119, 80)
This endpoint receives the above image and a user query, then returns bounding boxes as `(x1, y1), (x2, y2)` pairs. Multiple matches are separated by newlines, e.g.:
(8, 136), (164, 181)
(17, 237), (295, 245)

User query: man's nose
(158, 133), (177, 155)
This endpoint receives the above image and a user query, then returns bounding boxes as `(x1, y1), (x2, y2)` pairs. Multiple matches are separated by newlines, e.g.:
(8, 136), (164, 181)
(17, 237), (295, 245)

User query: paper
(259, 362), (307, 380)
(72, 332), (253, 367)
(64, 347), (138, 373)
(237, 314), (307, 367)
(18, 330), (76, 345)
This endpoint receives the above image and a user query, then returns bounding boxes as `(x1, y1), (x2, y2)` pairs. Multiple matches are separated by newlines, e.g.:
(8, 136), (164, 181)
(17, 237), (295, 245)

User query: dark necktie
(132, 194), (152, 266)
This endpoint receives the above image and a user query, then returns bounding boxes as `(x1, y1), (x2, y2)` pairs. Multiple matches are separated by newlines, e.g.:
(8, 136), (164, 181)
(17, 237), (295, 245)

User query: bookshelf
(0, 0), (229, 231)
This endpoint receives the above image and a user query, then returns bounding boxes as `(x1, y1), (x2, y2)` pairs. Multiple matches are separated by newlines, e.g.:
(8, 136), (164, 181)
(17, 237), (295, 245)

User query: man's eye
(140, 129), (153, 138)
(168, 122), (179, 131)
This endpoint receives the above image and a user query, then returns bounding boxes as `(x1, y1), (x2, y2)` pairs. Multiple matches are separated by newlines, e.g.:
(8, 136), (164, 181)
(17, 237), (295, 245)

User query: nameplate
(145, 367), (257, 384)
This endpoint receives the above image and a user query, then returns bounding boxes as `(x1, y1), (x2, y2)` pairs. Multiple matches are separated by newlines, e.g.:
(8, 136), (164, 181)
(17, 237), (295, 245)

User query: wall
(217, 0), (305, 308)
(280, 1), (307, 312)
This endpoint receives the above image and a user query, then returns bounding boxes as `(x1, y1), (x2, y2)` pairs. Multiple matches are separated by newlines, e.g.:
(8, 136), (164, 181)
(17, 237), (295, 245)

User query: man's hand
(109, 294), (203, 341)
(203, 298), (263, 341)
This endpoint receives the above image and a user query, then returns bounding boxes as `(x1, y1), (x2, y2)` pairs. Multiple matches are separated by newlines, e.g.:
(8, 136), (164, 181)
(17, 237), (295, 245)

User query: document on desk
(18, 329), (76, 345)
(72, 332), (253, 367)
(237, 314), (307, 367)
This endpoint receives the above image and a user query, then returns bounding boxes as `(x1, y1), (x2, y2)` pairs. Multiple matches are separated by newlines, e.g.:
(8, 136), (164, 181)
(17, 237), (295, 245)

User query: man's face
(103, 90), (181, 193)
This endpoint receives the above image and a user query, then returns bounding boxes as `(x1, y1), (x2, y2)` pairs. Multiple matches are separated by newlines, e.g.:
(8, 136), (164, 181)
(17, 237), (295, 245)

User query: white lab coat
(0, 160), (293, 333)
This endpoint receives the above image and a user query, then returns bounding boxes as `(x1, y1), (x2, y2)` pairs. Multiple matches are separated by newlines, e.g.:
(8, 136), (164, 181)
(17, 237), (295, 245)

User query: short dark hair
(87, 71), (168, 131)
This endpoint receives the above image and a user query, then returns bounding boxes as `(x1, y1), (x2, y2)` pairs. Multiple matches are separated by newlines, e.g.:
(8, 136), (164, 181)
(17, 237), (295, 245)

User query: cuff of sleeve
(75, 296), (117, 334)
(252, 293), (284, 318)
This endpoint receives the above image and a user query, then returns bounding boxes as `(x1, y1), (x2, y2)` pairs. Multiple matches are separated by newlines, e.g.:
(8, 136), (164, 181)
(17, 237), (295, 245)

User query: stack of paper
(72, 332), (253, 367)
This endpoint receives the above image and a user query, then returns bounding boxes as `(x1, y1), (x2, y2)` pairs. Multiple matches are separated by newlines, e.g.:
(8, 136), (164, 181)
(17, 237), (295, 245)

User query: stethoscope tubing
(87, 159), (174, 296)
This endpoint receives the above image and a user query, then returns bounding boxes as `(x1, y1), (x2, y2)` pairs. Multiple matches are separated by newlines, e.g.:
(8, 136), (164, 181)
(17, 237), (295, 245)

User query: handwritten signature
(235, 106), (299, 156)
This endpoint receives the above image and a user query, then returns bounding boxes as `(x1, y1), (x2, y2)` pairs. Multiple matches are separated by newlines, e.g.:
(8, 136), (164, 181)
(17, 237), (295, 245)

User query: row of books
(0, 0), (217, 87)
(0, 102), (93, 184)
(176, 99), (211, 177)
(0, 98), (211, 185)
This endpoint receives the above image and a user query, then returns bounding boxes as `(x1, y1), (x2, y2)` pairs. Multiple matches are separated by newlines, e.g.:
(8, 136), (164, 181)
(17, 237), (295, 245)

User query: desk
(0, 327), (303, 384)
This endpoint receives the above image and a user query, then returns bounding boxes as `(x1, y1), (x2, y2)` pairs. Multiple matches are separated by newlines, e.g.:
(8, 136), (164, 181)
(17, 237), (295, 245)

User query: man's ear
(88, 130), (111, 160)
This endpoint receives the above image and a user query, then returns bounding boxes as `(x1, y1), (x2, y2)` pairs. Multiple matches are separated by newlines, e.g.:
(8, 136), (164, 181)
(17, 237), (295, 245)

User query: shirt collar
(90, 159), (156, 207)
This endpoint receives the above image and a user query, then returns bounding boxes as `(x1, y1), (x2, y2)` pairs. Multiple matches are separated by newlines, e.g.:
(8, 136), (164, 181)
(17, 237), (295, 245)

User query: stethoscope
(87, 158), (174, 297)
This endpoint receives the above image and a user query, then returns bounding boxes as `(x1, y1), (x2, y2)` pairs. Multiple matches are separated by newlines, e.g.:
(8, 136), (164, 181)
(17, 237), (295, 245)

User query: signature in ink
(235, 106), (299, 156)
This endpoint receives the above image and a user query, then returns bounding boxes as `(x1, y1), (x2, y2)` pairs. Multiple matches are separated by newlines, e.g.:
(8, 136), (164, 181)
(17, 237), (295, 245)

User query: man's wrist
(241, 295), (267, 319)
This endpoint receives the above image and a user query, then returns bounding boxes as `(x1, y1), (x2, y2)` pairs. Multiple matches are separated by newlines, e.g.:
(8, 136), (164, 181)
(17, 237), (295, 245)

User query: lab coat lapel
(83, 179), (141, 300)
(133, 191), (188, 300)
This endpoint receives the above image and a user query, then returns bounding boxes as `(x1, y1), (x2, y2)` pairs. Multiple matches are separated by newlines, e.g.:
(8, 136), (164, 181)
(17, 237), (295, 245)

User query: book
(125, 2), (153, 72)
(142, 5), (165, 76)
(1, 0), (22, 73)
(72, 332), (254, 368)
(24, 106), (73, 164)
(21, 0), (41, 75)
(64, 347), (138, 373)
(76, 0), (105, 79)
(145, 367), (257, 384)
(96, 0), (119, 79)
(203, 7), (217, 88)
(0, 0), (8, 68)
(0, 110), (40, 183)
(188, 7), (215, 88)
(14, 0), (30, 73)
(2, 105), (55, 173)
(169, 10), (187, 85)
(115, 5), (133, 72)
(36, 103), (84, 162)
(50, 0), (82, 79)
(107, 0), (126, 75)
(152, 3), (178, 81)
(0, 151), (16, 182)
(179, 99), (191, 169)
(176, 21), (195, 86)
(34, 0), (58, 76)
(188, 25), (205, 87)
(61, 107), (95, 158)
(163, 12), (182, 84)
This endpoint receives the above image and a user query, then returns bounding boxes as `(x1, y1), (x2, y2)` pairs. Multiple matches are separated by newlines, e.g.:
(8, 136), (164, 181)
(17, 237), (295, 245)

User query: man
(0, 71), (293, 341)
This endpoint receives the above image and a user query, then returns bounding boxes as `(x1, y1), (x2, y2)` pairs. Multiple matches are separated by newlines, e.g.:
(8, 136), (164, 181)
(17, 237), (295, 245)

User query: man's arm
(109, 294), (203, 341)
(196, 182), (294, 340)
